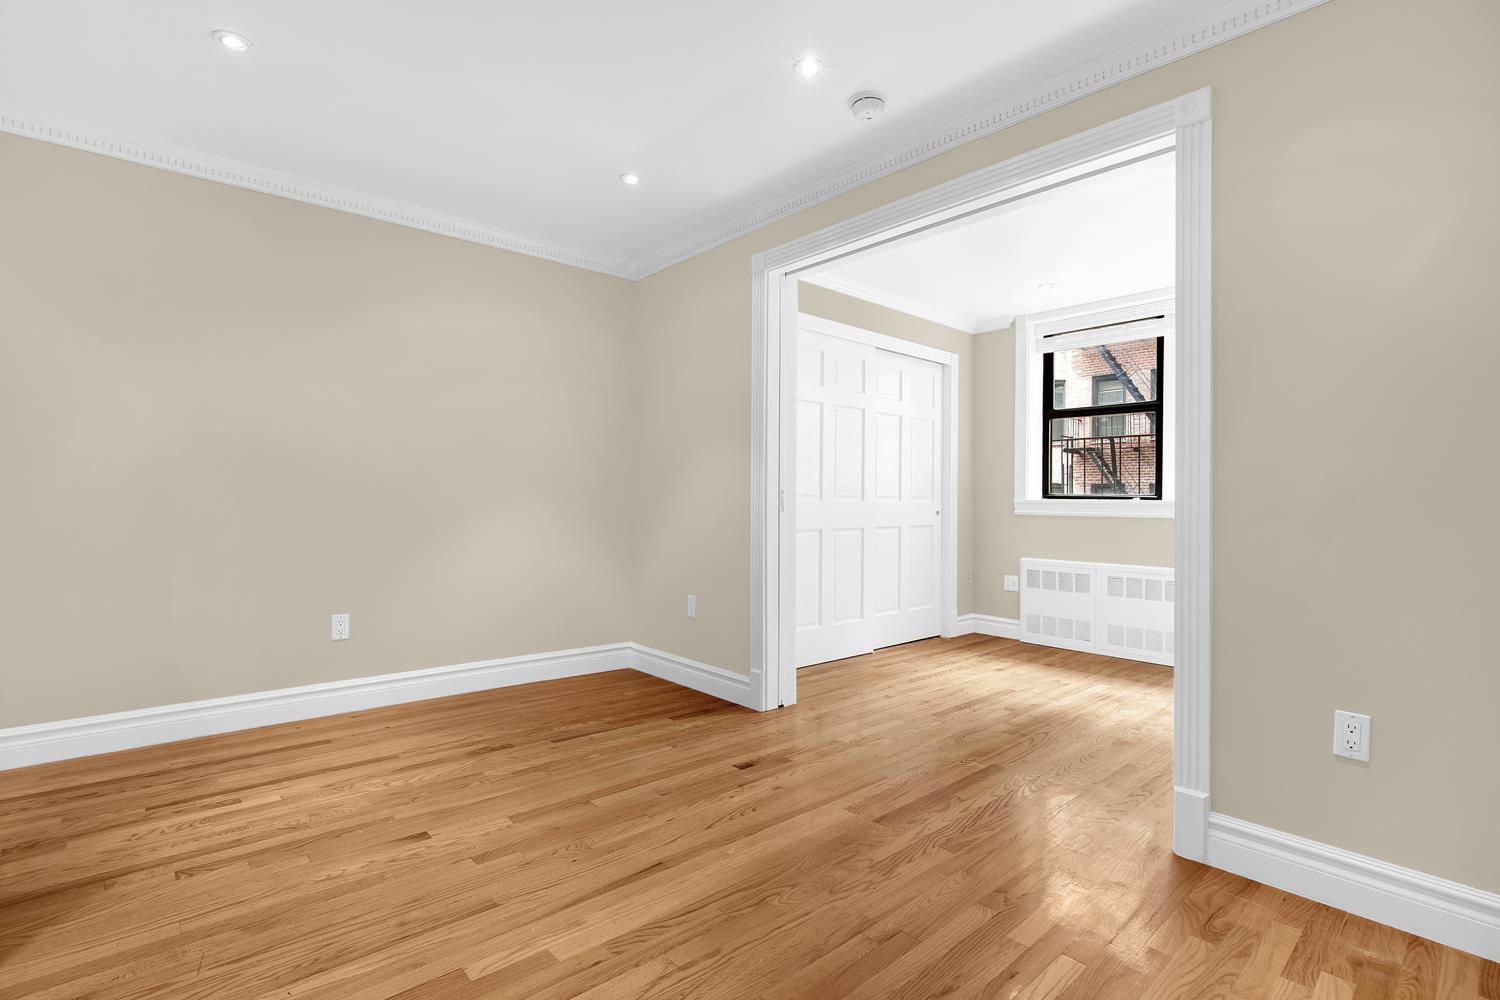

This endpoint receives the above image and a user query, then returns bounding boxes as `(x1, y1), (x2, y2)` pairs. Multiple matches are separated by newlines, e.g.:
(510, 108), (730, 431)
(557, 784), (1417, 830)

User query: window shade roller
(1038, 314), (1170, 353)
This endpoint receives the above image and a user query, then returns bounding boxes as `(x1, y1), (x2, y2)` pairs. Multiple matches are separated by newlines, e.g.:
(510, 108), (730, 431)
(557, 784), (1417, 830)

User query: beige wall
(3, 0), (1496, 894)
(0, 134), (638, 727)
(796, 282), (975, 618)
(972, 325), (1173, 620)
(634, 0), (1500, 892)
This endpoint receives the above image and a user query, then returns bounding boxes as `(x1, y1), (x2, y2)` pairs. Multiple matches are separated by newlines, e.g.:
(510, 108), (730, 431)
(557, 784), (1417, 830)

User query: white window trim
(1013, 287), (1177, 518)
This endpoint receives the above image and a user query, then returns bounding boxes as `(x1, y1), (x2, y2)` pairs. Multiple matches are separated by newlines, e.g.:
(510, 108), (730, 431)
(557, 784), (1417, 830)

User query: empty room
(1, 1), (1497, 998)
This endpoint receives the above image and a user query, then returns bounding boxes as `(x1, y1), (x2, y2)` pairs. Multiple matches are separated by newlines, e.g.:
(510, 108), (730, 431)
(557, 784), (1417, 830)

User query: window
(1042, 334), (1163, 499)
(1014, 292), (1175, 516)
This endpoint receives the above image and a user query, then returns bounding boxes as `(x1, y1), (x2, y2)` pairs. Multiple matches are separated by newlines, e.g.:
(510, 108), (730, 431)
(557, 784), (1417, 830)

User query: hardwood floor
(1, 635), (1493, 999)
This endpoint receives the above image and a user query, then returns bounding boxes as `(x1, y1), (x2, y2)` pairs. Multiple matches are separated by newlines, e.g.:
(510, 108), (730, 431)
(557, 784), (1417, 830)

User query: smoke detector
(848, 91), (886, 122)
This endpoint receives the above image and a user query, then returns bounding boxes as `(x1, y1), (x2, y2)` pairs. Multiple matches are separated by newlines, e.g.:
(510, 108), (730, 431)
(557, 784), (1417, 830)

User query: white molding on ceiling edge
(0, 641), (755, 771)
(1207, 813), (1500, 962)
(1, 0), (1326, 284)
(631, 0), (1331, 278)
(955, 614), (1021, 640)
(800, 271), (984, 334)
(0, 104), (637, 280)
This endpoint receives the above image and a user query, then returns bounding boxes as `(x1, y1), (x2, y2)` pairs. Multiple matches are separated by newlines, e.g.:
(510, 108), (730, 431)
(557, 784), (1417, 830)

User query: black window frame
(1041, 335), (1165, 501)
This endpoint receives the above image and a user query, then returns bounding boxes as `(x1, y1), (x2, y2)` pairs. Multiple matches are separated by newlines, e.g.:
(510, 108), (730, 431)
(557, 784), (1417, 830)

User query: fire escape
(1062, 439), (1129, 493)
(1058, 345), (1151, 494)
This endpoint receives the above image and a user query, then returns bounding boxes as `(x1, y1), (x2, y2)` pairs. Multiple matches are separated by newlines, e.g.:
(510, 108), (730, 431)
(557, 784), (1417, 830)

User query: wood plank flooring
(1, 635), (1494, 999)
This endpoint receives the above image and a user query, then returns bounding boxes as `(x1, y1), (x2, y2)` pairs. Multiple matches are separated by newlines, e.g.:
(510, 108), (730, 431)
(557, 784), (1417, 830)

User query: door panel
(831, 406), (864, 499)
(874, 413), (901, 501)
(795, 401), (821, 498)
(905, 525), (936, 611)
(833, 354), (864, 392)
(906, 416), (935, 501)
(831, 528), (864, 623)
(795, 326), (945, 668)
(794, 531), (820, 629)
(872, 527), (900, 616)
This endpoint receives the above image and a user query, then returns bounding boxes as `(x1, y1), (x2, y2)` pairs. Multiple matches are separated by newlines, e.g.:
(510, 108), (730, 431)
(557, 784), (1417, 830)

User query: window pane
(1095, 378), (1125, 405)
(1048, 412), (1158, 497)
(1047, 337), (1159, 409)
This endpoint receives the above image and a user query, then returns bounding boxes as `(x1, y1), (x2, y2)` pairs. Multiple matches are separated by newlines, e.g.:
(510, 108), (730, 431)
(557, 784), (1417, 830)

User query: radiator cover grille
(1019, 558), (1173, 666)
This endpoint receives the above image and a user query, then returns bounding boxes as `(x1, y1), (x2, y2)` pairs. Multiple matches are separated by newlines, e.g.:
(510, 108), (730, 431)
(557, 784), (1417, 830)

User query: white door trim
(795, 312), (962, 666)
(751, 89), (1213, 861)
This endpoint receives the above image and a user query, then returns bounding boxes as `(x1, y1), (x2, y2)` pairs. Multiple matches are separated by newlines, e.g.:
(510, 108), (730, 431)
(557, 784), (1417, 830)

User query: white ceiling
(0, 1), (1284, 277)
(806, 150), (1175, 331)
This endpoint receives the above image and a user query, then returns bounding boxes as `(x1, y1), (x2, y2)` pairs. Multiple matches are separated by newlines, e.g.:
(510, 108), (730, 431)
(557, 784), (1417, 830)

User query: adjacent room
(2, 1), (1497, 998)
(794, 141), (1176, 678)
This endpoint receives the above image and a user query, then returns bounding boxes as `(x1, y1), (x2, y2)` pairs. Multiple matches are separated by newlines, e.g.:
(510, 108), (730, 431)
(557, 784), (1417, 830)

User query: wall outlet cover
(1332, 709), (1370, 762)
(331, 613), (350, 641)
(1003, 575), (1019, 592)
(687, 595), (697, 619)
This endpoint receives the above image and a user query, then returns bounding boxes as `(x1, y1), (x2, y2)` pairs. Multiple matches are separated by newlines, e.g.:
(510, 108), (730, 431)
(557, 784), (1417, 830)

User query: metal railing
(1048, 432), (1157, 496)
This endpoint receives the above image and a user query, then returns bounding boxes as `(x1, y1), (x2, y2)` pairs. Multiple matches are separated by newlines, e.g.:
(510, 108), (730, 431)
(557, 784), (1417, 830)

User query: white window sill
(1013, 498), (1174, 519)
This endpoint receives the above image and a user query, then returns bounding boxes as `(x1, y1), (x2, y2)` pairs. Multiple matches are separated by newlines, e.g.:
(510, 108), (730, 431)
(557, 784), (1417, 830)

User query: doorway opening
(752, 90), (1213, 860)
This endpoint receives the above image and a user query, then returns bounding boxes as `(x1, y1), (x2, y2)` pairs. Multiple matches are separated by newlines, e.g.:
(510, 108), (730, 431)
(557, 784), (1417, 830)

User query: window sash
(1041, 335), (1164, 501)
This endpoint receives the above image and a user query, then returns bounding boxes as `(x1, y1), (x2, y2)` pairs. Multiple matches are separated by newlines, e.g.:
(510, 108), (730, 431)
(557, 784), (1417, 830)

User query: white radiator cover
(1019, 558), (1173, 666)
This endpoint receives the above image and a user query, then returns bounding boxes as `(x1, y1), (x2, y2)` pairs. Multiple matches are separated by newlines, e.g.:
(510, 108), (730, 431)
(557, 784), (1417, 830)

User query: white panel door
(795, 327), (943, 668)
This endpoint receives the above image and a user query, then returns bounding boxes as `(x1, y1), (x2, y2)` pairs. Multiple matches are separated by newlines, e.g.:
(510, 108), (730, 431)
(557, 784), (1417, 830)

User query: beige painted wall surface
(797, 283), (974, 618)
(972, 326), (1173, 620)
(634, 0), (1500, 891)
(0, 134), (637, 727)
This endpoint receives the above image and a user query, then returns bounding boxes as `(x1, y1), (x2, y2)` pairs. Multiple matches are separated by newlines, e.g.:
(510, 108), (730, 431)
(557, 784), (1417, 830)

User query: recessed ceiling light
(794, 55), (822, 78)
(1037, 282), (1056, 291)
(212, 29), (252, 53)
(619, 172), (640, 186)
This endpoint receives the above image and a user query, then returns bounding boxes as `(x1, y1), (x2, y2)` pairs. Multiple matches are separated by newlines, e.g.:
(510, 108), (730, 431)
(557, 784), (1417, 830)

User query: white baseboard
(0, 643), (635, 771)
(0, 641), (757, 771)
(955, 613), (1021, 639)
(630, 643), (756, 710)
(1207, 813), (1500, 962)
(1174, 786), (1210, 862)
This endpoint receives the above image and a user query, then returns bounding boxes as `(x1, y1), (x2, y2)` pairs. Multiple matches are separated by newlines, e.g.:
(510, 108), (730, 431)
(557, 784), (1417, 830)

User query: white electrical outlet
(331, 613), (350, 641)
(1003, 575), (1019, 592)
(686, 595), (697, 619)
(1333, 710), (1370, 762)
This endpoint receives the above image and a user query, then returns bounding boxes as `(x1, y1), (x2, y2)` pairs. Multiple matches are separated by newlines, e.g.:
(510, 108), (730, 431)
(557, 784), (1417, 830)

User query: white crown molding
(0, 104), (638, 280)
(1, 0), (1325, 282)
(973, 315), (1016, 334)
(1208, 813), (1500, 962)
(629, 0), (1327, 279)
(800, 271), (982, 333)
